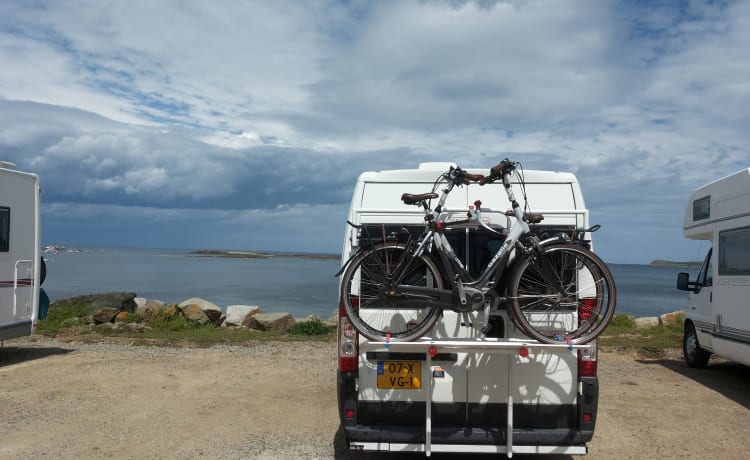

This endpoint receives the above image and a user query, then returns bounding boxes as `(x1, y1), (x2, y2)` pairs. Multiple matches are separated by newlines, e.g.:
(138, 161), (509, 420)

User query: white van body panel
(338, 164), (597, 456)
(682, 168), (750, 367)
(0, 164), (41, 341)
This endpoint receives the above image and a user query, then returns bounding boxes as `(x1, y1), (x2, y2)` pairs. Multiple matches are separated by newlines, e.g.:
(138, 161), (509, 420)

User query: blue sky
(0, 0), (748, 264)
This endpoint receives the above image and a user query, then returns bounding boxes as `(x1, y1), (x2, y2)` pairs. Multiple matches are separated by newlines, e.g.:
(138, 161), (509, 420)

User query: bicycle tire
(508, 243), (616, 344)
(340, 243), (443, 342)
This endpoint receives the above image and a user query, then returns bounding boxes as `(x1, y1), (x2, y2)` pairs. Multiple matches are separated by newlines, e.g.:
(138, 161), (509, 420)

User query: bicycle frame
(393, 169), (540, 310)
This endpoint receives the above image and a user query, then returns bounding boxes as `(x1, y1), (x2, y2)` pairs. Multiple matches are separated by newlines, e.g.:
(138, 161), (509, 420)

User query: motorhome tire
(683, 322), (711, 368)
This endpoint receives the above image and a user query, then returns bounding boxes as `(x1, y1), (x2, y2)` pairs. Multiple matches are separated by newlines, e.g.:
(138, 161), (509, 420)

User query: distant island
(649, 259), (702, 267)
(191, 249), (339, 260)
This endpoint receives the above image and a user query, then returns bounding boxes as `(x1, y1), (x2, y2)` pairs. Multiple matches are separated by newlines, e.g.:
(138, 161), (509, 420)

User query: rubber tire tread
(508, 243), (616, 344)
(340, 243), (443, 342)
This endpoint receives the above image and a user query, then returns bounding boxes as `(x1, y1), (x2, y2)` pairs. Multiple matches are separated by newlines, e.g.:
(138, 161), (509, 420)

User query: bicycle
(338, 158), (616, 344)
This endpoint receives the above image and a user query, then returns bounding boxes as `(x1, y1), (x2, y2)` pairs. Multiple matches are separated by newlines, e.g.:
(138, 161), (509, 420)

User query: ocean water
(41, 247), (694, 319)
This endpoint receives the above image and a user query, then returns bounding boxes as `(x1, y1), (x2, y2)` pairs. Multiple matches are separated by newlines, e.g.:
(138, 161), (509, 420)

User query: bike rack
(352, 337), (593, 458)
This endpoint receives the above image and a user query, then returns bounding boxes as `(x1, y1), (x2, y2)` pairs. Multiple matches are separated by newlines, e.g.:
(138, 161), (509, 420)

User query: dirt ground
(1, 336), (748, 459)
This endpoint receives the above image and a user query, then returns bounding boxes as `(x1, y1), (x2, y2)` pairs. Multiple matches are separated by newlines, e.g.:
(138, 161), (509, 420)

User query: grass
(599, 312), (684, 349)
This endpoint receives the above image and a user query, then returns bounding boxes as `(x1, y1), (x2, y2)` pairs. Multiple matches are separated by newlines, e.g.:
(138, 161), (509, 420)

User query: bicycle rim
(341, 243), (443, 342)
(508, 244), (616, 344)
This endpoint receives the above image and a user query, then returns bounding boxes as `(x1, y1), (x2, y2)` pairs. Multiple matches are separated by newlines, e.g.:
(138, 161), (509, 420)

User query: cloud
(0, 0), (748, 263)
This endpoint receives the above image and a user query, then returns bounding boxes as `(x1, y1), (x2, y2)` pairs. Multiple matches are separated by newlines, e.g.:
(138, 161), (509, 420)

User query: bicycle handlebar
(460, 171), (485, 184)
(482, 158), (516, 184)
(447, 167), (485, 186)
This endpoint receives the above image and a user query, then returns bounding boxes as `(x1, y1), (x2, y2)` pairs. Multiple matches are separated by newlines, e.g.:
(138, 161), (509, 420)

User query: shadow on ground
(636, 350), (750, 410)
(0, 342), (73, 368)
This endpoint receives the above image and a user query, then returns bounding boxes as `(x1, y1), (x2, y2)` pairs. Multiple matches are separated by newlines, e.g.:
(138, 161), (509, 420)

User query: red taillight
(578, 340), (597, 377)
(338, 300), (358, 373)
(583, 413), (593, 423)
(346, 409), (355, 419)
(580, 298), (595, 322)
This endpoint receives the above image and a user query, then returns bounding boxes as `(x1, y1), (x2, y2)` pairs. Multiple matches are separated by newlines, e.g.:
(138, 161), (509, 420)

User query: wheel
(508, 243), (616, 344)
(340, 243), (443, 341)
(683, 321), (711, 368)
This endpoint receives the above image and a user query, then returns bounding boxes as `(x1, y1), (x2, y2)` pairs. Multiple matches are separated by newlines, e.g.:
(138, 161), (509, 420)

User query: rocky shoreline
(49, 292), (682, 335)
(49, 292), (336, 334)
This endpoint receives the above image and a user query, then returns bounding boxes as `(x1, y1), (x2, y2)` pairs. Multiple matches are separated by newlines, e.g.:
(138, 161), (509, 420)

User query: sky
(0, 0), (748, 264)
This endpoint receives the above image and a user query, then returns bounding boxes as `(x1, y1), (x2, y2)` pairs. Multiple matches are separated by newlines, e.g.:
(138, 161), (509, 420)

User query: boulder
(114, 312), (129, 323)
(325, 309), (338, 328)
(635, 316), (660, 328)
(180, 304), (211, 325)
(223, 305), (262, 327)
(179, 298), (223, 325)
(659, 310), (685, 326)
(246, 313), (296, 332)
(163, 304), (182, 318)
(134, 297), (148, 312)
(142, 300), (167, 321)
(50, 292), (138, 315)
(93, 308), (120, 324)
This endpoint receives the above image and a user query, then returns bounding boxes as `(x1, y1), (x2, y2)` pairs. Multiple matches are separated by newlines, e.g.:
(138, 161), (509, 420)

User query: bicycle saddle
(401, 192), (439, 205)
(505, 210), (544, 224)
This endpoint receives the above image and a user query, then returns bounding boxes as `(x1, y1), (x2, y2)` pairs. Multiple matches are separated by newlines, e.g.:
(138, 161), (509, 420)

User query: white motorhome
(0, 161), (42, 342)
(337, 163), (599, 457)
(677, 167), (750, 368)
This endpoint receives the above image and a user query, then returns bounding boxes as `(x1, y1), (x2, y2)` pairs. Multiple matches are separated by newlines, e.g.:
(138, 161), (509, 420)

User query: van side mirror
(676, 272), (699, 292)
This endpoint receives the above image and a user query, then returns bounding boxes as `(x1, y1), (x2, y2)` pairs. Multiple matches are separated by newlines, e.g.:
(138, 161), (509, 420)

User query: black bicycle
(338, 159), (616, 344)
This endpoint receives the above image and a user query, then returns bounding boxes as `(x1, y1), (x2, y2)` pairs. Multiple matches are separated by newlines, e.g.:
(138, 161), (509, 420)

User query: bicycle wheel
(508, 243), (616, 344)
(341, 243), (443, 342)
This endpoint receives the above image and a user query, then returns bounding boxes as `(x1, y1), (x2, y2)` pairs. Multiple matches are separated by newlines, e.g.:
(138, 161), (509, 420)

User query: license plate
(377, 361), (421, 389)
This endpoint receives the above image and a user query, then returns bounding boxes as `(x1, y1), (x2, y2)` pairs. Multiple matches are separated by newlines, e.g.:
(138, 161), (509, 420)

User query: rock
(246, 313), (296, 333)
(179, 298), (222, 325)
(635, 317), (660, 328)
(142, 300), (167, 321)
(223, 305), (262, 327)
(659, 310), (685, 326)
(163, 304), (182, 318)
(50, 292), (138, 315)
(325, 310), (338, 328)
(134, 297), (148, 312)
(115, 312), (129, 323)
(93, 308), (120, 324)
(180, 304), (211, 325)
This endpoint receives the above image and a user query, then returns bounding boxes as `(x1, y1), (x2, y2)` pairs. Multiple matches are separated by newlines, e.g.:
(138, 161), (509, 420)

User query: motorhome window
(0, 207), (8, 252)
(719, 226), (750, 276)
(692, 196), (710, 221)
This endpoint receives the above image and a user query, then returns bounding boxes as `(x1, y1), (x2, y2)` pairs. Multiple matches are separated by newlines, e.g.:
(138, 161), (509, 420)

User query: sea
(41, 246), (696, 319)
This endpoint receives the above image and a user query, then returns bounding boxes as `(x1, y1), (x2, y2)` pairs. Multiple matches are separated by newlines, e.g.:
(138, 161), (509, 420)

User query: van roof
(684, 167), (750, 238)
(357, 165), (578, 184)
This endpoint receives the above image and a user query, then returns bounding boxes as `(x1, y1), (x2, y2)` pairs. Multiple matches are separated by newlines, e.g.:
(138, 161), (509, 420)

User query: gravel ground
(1, 336), (748, 459)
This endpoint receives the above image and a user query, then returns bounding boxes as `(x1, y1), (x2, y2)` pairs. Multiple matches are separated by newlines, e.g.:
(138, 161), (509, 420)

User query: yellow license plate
(377, 361), (421, 389)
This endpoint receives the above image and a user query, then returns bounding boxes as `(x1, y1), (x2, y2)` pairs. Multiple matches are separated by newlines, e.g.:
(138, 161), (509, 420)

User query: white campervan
(336, 163), (599, 457)
(0, 161), (42, 342)
(677, 167), (750, 368)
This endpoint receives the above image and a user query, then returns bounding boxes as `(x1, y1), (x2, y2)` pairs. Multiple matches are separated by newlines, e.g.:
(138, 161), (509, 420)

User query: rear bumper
(338, 371), (597, 447)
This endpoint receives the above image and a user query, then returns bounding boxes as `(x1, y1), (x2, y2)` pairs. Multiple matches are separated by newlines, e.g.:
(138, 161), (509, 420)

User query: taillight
(579, 298), (596, 324)
(578, 340), (597, 377)
(338, 300), (358, 373)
